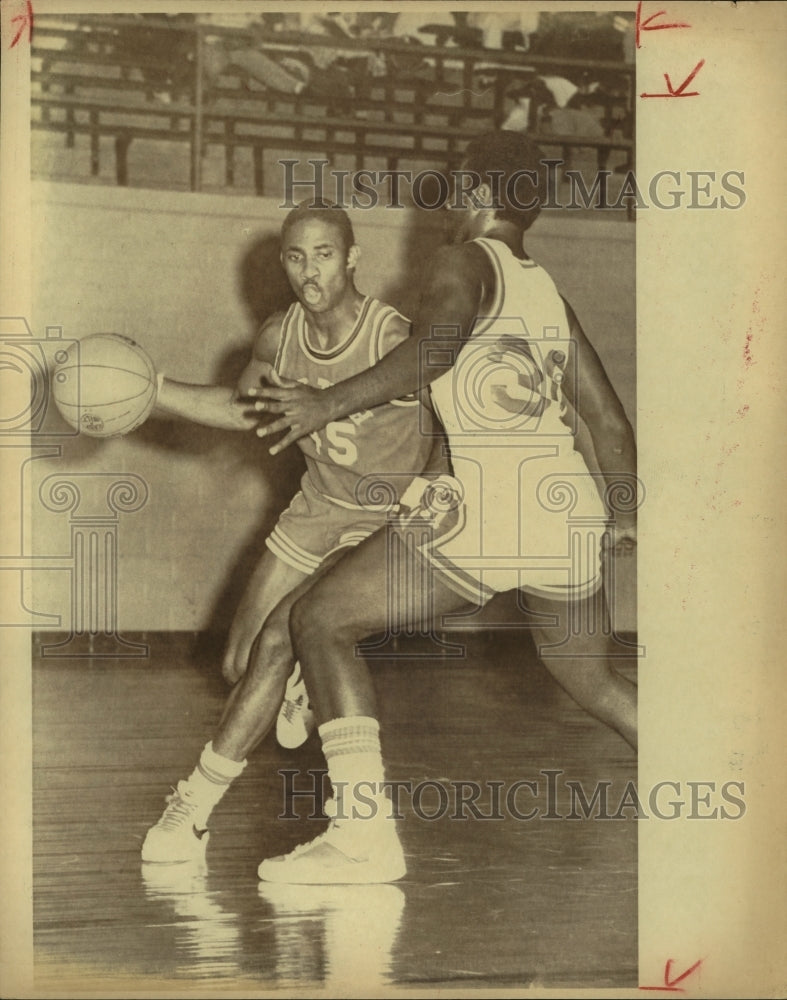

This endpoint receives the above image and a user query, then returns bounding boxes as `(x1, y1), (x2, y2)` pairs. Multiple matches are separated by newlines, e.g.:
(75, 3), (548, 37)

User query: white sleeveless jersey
(426, 237), (605, 599)
(429, 237), (575, 444)
(274, 297), (434, 508)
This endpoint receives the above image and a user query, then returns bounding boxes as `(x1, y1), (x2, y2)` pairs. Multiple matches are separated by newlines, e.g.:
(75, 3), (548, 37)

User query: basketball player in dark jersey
(142, 202), (440, 863)
(249, 132), (638, 884)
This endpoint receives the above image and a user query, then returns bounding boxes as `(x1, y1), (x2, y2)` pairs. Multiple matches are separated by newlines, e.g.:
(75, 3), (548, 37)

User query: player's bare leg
(212, 550), (348, 761)
(294, 526), (471, 720)
(258, 527), (470, 884)
(142, 558), (323, 864)
(259, 528), (636, 882)
(221, 548), (307, 685)
(525, 589), (637, 751)
(221, 548), (315, 750)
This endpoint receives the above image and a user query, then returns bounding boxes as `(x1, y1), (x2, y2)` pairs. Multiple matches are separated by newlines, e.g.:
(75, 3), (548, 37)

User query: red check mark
(641, 60), (705, 99)
(640, 958), (704, 992)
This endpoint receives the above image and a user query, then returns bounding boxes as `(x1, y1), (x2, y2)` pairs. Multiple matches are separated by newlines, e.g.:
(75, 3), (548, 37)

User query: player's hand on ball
(252, 379), (339, 455)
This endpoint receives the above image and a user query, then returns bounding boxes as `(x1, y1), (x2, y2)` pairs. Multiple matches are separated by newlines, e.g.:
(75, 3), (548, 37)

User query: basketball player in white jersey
(250, 131), (638, 884)
(142, 201), (440, 863)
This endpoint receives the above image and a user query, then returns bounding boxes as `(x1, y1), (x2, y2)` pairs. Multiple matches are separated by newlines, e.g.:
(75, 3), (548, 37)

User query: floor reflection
(140, 861), (405, 989)
(35, 652), (636, 989)
(141, 860), (241, 979)
(257, 882), (406, 990)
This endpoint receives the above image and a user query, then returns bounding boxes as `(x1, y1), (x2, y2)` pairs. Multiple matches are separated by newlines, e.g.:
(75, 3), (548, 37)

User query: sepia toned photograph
(1, 2), (783, 997)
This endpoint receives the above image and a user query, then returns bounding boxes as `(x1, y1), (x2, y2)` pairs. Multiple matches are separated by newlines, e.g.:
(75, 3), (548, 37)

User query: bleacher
(31, 15), (634, 208)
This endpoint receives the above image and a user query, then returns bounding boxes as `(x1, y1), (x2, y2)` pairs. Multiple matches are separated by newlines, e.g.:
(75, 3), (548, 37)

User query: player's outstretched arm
(253, 245), (489, 454)
(561, 298), (637, 546)
(154, 379), (258, 431)
(152, 314), (290, 431)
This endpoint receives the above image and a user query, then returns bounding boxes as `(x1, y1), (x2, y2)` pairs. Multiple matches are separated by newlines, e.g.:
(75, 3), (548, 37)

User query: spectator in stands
(499, 76), (550, 133)
(382, 11), (461, 81)
(614, 14), (636, 66)
(200, 12), (354, 100)
(531, 11), (627, 62)
(116, 14), (197, 105)
(500, 74), (605, 141)
(390, 10), (458, 46)
(465, 11), (541, 52)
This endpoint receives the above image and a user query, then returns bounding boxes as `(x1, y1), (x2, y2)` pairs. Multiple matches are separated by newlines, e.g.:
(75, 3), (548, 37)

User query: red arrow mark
(640, 958), (704, 992)
(8, 0), (35, 48)
(635, 1), (691, 49)
(641, 59), (705, 99)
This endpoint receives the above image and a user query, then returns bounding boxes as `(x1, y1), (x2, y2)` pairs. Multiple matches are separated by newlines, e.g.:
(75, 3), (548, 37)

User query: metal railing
(31, 15), (634, 202)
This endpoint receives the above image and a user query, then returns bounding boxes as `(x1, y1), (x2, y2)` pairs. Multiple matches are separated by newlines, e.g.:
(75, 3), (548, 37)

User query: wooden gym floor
(32, 628), (637, 994)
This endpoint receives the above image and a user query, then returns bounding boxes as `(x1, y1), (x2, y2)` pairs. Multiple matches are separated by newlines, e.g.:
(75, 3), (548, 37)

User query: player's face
(281, 218), (353, 313)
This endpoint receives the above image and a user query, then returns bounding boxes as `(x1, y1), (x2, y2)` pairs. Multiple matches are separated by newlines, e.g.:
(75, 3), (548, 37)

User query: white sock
(182, 741), (246, 827)
(319, 716), (387, 821)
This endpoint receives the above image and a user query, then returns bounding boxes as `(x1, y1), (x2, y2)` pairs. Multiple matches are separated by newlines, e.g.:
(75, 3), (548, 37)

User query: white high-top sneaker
(258, 793), (406, 885)
(141, 782), (211, 864)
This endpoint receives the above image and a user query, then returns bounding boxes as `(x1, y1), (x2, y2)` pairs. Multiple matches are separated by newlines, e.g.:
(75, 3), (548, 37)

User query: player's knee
(226, 610), (259, 650)
(222, 630), (255, 677)
(250, 618), (289, 669)
(291, 582), (359, 657)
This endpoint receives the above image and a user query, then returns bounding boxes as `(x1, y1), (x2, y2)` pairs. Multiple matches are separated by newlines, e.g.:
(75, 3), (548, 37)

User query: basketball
(52, 333), (158, 438)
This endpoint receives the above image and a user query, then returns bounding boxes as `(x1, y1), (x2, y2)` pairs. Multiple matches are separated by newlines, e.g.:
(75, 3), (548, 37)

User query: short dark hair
(280, 199), (356, 253)
(462, 130), (549, 231)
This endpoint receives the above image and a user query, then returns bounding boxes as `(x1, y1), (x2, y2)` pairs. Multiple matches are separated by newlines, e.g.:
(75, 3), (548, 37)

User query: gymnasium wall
(28, 180), (634, 632)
